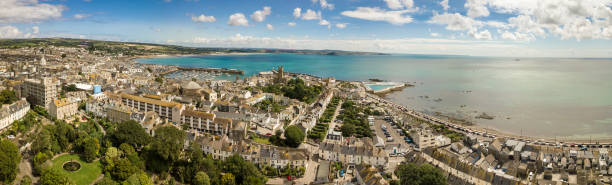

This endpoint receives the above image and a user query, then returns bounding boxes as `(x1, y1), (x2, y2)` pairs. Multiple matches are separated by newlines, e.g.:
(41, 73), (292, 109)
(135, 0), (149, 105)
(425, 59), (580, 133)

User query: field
(50, 154), (103, 185)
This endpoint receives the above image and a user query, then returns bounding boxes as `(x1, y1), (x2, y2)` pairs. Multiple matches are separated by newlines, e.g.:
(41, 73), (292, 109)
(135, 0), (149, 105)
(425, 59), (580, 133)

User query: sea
(137, 54), (612, 139)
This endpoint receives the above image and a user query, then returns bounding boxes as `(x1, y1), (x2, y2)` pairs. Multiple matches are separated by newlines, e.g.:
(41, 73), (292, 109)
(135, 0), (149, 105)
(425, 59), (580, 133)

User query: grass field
(50, 154), (102, 185)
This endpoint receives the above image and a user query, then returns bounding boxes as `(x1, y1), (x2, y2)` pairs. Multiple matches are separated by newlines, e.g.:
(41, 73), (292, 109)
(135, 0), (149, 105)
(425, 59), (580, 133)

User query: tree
(220, 173), (236, 185)
(340, 123), (356, 137)
(110, 120), (151, 148)
(54, 121), (76, 152)
(33, 151), (52, 175)
(0, 90), (18, 104)
(82, 137), (100, 162)
(223, 154), (266, 185)
(151, 126), (185, 163)
(0, 139), (20, 184)
(395, 163), (447, 185)
(20, 175), (32, 185)
(112, 158), (138, 181)
(283, 125), (304, 148)
(95, 176), (119, 185)
(124, 171), (153, 185)
(193, 171), (211, 185)
(40, 168), (75, 185)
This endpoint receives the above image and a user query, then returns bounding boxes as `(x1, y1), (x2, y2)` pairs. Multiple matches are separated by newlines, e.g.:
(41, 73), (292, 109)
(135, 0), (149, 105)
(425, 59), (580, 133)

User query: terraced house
(181, 109), (234, 136)
(0, 99), (30, 131)
(198, 136), (309, 169)
(120, 93), (184, 123)
(318, 138), (389, 168)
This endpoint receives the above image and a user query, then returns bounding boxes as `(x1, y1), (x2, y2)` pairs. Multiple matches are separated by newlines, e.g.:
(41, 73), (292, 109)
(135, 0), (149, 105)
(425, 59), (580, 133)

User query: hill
(0, 38), (385, 56)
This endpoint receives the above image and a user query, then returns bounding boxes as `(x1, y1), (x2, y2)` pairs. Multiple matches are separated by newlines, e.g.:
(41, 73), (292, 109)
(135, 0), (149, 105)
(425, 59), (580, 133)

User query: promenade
(365, 93), (612, 147)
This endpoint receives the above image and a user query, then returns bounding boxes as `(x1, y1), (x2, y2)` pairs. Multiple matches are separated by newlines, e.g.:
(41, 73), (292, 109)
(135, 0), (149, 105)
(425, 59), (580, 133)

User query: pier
(176, 67), (244, 75)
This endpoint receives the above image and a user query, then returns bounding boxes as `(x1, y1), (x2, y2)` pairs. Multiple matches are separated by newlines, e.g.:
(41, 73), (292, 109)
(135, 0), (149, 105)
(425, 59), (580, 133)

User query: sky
(1, 0), (612, 57)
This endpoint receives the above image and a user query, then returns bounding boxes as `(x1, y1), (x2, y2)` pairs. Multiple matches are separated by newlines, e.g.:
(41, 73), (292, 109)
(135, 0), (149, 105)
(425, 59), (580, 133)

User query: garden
(49, 154), (102, 185)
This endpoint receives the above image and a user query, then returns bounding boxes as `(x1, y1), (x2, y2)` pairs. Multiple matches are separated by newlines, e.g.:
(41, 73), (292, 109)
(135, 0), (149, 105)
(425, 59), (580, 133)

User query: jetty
(176, 67), (244, 75)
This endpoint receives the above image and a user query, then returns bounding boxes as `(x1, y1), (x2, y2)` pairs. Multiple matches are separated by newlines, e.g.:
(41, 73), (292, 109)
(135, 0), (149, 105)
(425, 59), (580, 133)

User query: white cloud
(182, 34), (608, 57)
(341, 7), (415, 25)
(312, 0), (334, 10)
(335, 23), (347, 29)
(191, 14), (216, 23)
(501, 31), (535, 42)
(0, 0), (66, 23)
(301, 9), (321, 20)
(251, 6), (271, 22)
(465, 0), (489, 18)
(0, 25), (32, 38)
(266, 24), (274, 30)
(74, 14), (92, 19)
(288, 22), (297, 26)
(32, 26), (39, 34)
(430, 32), (440, 37)
(384, 0), (414, 10)
(469, 29), (492, 40)
(293, 8), (301, 18)
(228, 13), (249, 26)
(428, 12), (482, 31)
(485, 0), (612, 41)
(319, 19), (330, 26)
(486, 21), (510, 29)
(440, 0), (450, 11)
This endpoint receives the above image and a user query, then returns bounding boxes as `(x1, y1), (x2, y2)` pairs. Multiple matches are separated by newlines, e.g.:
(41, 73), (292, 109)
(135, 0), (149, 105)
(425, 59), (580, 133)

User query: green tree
(0, 90), (18, 104)
(395, 163), (447, 185)
(0, 139), (20, 184)
(340, 123), (356, 137)
(123, 171), (153, 185)
(82, 137), (100, 162)
(193, 171), (211, 185)
(220, 173), (236, 185)
(110, 120), (151, 148)
(95, 176), (119, 185)
(33, 151), (52, 175)
(40, 168), (75, 185)
(20, 175), (32, 185)
(112, 158), (138, 181)
(283, 125), (304, 148)
(151, 126), (185, 163)
(54, 121), (76, 152)
(223, 154), (266, 185)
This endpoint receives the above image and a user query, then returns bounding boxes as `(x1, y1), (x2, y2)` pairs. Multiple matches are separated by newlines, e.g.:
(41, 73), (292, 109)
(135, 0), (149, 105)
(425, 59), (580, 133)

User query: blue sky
(1, 0), (612, 57)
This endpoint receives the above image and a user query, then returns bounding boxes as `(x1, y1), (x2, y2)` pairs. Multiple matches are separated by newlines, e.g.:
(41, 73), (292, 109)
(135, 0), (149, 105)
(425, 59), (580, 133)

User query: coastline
(369, 92), (612, 144)
(134, 55), (612, 144)
(131, 52), (269, 61)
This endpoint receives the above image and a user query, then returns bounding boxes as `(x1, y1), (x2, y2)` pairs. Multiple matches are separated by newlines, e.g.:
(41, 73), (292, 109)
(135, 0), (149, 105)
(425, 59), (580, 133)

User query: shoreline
(369, 93), (612, 144)
(133, 55), (612, 143)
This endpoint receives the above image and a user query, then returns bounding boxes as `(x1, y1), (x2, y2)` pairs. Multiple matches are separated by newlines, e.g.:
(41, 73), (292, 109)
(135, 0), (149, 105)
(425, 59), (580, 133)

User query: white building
(0, 99), (30, 131)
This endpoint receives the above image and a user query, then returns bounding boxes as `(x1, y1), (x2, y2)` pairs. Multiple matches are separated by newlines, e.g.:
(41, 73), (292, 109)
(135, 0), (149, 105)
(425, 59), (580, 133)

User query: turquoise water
(367, 85), (394, 91)
(138, 54), (612, 139)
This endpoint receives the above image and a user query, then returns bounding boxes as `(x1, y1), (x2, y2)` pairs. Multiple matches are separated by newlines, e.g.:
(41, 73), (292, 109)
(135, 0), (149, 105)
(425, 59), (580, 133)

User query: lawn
(252, 135), (272, 145)
(50, 154), (102, 185)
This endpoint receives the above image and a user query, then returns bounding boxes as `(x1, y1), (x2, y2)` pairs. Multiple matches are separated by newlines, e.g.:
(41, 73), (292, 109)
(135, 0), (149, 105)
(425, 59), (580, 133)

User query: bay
(137, 54), (612, 139)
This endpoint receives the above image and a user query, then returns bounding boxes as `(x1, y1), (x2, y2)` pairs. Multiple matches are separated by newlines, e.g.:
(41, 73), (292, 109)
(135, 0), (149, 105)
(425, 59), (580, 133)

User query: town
(0, 39), (610, 185)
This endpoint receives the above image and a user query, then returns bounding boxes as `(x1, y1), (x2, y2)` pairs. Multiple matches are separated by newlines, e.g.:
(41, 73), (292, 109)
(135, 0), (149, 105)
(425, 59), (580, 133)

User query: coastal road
(365, 93), (612, 147)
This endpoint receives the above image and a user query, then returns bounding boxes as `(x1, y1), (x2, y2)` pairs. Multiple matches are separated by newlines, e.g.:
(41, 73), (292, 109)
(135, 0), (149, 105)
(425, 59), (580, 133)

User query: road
(294, 160), (318, 184)
(365, 93), (612, 147)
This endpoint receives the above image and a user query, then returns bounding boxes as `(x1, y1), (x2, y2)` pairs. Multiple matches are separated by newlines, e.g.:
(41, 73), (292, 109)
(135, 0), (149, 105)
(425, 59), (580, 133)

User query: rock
(475, 112), (495, 120)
